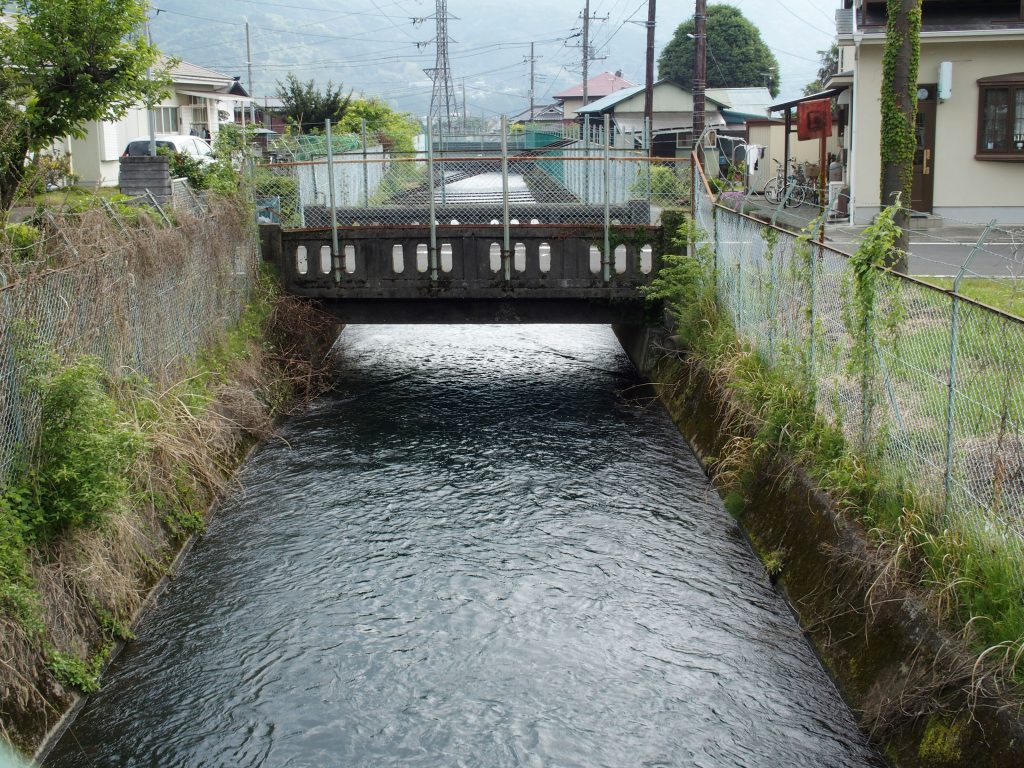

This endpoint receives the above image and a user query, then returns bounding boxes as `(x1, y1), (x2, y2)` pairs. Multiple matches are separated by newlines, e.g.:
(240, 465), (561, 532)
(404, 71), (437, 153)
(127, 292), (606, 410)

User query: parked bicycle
(762, 160), (805, 208)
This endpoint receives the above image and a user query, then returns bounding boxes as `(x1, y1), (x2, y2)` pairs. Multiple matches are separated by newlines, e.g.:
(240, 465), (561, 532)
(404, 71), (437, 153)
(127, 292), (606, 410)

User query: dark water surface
(46, 325), (883, 768)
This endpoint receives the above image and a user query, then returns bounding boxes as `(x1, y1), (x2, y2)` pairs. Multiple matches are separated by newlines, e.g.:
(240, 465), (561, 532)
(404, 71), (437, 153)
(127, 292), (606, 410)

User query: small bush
(16, 356), (141, 541)
(159, 148), (209, 191)
(2, 223), (41, 260)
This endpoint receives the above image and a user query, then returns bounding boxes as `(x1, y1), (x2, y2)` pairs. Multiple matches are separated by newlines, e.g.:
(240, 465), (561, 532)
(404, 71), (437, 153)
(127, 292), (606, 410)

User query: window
(152, 106), (178, 133)
(977, 73), (1024, 161)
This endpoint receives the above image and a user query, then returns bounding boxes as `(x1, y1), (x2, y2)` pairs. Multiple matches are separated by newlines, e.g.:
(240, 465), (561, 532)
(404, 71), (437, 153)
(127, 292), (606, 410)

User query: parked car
(122, 134), (215, 165)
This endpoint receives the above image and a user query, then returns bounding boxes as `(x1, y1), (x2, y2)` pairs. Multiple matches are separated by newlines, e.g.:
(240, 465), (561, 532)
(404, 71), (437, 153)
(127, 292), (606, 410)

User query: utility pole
(146, 14), (156, 156)
(643, 0), (656, 134)
(692, 0), (707, 144)
(527, 42), (537, 120)
(582, 0), (590, 107)
(462, 78), (467, 133)
(574, 1), (609, 127)
(245, 21), (256, 126)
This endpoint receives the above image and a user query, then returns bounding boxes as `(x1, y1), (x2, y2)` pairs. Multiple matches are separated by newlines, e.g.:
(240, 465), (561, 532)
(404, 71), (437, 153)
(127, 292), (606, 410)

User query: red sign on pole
(797, 99), (833, 141)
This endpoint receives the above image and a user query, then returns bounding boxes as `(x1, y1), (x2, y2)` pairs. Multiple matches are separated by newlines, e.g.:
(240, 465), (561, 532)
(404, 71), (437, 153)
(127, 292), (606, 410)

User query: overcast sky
(153, 0), (839, 117)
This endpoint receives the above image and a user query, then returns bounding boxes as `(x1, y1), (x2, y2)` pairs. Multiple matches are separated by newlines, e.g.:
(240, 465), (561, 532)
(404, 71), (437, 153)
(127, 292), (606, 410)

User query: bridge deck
(261, 224), (665, 324)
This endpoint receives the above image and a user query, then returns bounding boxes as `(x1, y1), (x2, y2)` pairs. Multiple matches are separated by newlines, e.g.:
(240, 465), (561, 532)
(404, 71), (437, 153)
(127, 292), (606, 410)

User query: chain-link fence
(693, 153), (1024, 590)
(0, 193), (256, 486)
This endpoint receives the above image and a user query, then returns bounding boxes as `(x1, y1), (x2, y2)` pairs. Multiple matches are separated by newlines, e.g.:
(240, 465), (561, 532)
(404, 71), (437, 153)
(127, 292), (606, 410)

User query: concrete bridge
(260, 222), (664, 324)
(257, 123), (677, 323)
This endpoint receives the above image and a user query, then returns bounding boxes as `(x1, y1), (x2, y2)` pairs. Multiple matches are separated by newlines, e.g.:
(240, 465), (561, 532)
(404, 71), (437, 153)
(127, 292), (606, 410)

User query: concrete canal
(45, 325), (883, 767)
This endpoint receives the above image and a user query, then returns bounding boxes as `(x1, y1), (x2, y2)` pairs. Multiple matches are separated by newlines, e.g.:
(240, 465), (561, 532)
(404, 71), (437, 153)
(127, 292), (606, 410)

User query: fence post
(944, 220), (997, 510)
(602, 114), (612, 284)
(101, 199), (129, 236)
(437, 117), (447, 207)
(361, 118), (370, 208)
(497, 114), (509, 282)
(427, 122), (438, 283)
(584, 115), (591, 205)
(770, 182), (797, 228)
(643, 116), (652, 218)
(325, 119), (341, 284)
(145, 191), (173, 228)
(808, 243), (820, 393)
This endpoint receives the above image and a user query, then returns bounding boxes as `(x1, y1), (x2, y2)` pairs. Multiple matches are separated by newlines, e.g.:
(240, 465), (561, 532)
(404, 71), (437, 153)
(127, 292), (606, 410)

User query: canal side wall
(614, 324), (1024, 768)
(0, 201), (341, 759)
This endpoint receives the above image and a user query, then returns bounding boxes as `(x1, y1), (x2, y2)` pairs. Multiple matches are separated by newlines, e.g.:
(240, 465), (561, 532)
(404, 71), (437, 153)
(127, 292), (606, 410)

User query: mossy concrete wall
(613, 323), (1024, 768)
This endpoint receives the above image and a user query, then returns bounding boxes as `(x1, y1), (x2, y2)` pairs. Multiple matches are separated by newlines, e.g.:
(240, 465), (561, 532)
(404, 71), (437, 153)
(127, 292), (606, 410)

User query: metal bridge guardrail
(253, 120), (692, 237)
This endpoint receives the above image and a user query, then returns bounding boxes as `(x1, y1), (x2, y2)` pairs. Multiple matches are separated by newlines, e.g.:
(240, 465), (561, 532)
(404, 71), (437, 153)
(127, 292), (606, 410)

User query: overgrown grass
(0, 271), (284, 694)
(24, 186), (121, 208)
(920, 277), (1024, 319)
(651, 214), (1024, 684)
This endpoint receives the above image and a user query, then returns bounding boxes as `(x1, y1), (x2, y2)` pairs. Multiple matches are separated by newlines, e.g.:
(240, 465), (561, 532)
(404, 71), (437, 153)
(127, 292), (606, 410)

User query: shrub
(15, 356), (141, 541)
(2, 223), (41, 259)
(158, 148), (209, 191)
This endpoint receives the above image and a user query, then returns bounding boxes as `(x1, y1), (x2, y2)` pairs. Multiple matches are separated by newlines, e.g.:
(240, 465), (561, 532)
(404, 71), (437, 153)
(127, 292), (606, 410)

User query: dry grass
(0, 193), (341, 754)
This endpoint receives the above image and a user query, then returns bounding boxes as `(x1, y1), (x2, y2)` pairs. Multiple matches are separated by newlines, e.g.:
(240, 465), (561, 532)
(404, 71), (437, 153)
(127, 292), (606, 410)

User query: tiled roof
(555, 71), (635, 100)
(161, 57), (238, 87)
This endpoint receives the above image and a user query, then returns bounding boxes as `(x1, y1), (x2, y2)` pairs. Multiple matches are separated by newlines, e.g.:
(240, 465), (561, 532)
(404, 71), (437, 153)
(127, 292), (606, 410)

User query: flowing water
(46, 325), (883, 768)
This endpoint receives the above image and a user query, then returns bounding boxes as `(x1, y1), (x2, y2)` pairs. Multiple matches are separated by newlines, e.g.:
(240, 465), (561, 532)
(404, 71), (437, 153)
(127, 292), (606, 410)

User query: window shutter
(101, 122), (121, 161)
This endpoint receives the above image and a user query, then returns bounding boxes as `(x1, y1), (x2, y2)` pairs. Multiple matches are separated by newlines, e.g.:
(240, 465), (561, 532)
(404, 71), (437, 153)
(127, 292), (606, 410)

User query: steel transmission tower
(422, 0), (458, 134)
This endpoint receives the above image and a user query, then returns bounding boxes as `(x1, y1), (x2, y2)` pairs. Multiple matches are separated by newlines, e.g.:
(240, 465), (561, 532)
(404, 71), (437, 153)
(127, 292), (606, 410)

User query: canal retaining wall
(614, 323), (1024, 768)
(0, 200), (341, 760)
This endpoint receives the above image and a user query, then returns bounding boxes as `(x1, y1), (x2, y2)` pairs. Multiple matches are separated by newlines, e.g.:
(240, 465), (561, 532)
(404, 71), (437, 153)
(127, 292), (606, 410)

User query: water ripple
(46, 325), (882, 768)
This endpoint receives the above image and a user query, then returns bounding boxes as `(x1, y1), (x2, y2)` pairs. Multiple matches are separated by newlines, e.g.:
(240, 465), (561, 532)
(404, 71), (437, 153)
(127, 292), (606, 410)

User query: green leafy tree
(803, 43), (840, 96)
(276, 74), (352, 134)
(337, 97), (420, 154)
(658, 5), (780, 97)
(0, 0), (166, 210)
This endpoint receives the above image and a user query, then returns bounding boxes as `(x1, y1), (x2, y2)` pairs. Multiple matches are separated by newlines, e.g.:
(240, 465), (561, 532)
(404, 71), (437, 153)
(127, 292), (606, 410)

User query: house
(59, 58), (251, 188)
(235, 97), (289, 135)
(575, 78), (729, 155)
(706, 87), (773, 134)
(836, 0), (1024, 224)
(510, 103), (564, 125)
(554, 71), (635, 121)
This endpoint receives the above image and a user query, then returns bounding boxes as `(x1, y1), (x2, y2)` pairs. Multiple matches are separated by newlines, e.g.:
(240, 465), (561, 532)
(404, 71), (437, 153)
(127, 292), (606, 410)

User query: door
(912, 85), (937, 214)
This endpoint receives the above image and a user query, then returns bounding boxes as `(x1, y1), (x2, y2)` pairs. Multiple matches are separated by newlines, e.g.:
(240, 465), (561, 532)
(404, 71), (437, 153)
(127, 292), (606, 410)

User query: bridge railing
(253, 124), (692, 236)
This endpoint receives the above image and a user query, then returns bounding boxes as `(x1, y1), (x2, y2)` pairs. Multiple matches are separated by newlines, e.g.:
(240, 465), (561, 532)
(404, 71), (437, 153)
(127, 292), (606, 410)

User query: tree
(879, 0), (921, 268)
(803, 43), (840, 96)
(658, 5), (780, 97)
(337, 97), (420, 154)
(0, 0), (165, 210)
(276, 74), (352, 133)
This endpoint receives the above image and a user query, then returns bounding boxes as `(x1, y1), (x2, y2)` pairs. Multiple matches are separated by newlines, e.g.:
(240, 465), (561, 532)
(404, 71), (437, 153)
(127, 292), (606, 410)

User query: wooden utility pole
(582, 0), (591, 108)
(692, 0), (707, 145)
(528, 42), (536, 119)
(879, 0), (921, 269)
(245, 21), (256, 126)
(643, 0), (656, 134)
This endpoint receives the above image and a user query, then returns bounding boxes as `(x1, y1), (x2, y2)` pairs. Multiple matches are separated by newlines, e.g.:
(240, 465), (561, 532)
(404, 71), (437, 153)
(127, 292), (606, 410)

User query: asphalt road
(736, 197), (1023, 277)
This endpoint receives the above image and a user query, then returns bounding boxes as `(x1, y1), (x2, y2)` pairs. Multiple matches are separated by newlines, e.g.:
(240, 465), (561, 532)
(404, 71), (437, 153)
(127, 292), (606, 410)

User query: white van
(122, 134), (215, 165)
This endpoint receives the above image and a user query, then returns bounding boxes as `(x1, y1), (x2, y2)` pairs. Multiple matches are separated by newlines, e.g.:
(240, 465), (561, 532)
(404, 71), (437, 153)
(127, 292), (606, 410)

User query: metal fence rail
(693, 153), (1024, 589)
(252, 118), (690, 235)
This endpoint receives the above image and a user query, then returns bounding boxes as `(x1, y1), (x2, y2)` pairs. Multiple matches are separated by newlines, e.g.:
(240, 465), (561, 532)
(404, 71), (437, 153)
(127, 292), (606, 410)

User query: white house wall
(747, 123), (841, 190)
(66, 92), (230, 188)
(851, 37), (1024, 224)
